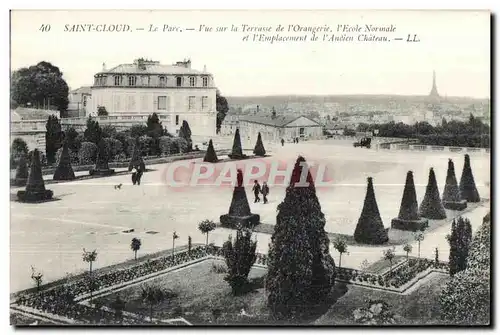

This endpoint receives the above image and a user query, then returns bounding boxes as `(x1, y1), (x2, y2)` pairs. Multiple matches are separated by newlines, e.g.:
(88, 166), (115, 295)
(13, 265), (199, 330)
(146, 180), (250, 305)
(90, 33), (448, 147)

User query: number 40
(39, 24), (51, 32)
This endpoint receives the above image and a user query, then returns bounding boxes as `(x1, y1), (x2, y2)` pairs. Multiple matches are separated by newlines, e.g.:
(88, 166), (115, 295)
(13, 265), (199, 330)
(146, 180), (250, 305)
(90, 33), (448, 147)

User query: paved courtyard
(10, 139), (490, 293)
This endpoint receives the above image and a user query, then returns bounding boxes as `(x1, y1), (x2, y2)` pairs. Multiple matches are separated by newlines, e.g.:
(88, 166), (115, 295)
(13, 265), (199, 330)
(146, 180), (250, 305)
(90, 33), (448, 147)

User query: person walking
(281, 138), (285, 147)
(252, 180), (261, 203)
(261, 181), (269, 204)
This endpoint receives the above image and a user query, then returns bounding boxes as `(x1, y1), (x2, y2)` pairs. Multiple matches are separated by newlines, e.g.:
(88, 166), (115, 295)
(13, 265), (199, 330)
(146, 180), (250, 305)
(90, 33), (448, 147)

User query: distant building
(238, 114), (322, 142)
(10, 108), (59, 154)
(220, 114), (242, 136)
(67, 86), (91, 118)
(89, 58), (217, 136)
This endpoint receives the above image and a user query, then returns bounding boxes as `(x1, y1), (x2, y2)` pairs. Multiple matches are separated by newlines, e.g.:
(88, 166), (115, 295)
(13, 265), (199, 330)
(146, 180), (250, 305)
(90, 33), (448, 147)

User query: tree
(414, 232), (425, 258)
(45, 115), (63, 165)
(97, 106), (108, 116)
(198, 220), (216, 247)
(64, 126), (81, 154)
(353, 177), (389, 244)
(419, 168), (447, 219)
(459, 154), (480, 202)
(172, 231), (179, 259)
(203, 139), (219, 163)
(391, 170), (428, 231)
(188, 236), (192, 254)
(131, 238), (142, 260)
(84, 116), (102, 144)
(128, 137), (146, 172)
(222, 229), (257, 295)
(146, 113), (164, 155)
(11, 138), (29, 163)
(253, 132), (266, 156)
(229, 128), (245, 159)
(130, 124), (148, 138)
(101, 125), (117, 138)
(435, 247), (439, 264)
(110, 295), (126, 322)
(266, 156), (335, 319)
(403, 244), (412, 261)
(178, 120), (192, 152)
(442, 159), (467, 210)
(30, 266), (43, 292)
(216, 90), (229, 133)
(383, 248), (396, 274)
(17, 149), (53, 202)
(82, 248), (98, 275)
(447, 217), (473, 276)
(440, 219), (490, 325)
(53, 140), (75, 180)
(11, 61), (69, 114)
(141, 285), (168, 322)
(333, 236), (348, 268)
(14, 154), (29, 186)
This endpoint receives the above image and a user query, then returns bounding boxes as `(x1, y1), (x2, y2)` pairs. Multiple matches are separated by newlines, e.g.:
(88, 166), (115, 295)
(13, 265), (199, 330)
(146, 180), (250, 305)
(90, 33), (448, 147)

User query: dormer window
(176, 77), (182, 87)
(128, 76), (137, 86)
(189, 76), (196, 87)
(202, 77), (208, 87)
(114, 76), (122, 86)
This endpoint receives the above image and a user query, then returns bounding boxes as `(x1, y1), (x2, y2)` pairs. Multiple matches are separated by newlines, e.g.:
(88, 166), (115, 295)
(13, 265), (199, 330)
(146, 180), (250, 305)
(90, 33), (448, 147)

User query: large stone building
(67, 86), (91, 118)
(10, 108), (59, 154)
(89, 58), (217, 136)
(238, 114), (323, 143)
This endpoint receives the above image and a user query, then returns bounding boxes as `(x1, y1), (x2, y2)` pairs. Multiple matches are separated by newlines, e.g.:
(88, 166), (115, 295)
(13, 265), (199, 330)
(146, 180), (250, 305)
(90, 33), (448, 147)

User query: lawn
(95, 259), (272, 325)
(315, 272), (451, 325)
(364, 255), (407, 274)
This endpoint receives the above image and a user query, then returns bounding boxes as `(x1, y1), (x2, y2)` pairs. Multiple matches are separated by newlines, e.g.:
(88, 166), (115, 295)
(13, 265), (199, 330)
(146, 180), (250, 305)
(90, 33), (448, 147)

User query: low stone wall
(377, 143), (489, 154)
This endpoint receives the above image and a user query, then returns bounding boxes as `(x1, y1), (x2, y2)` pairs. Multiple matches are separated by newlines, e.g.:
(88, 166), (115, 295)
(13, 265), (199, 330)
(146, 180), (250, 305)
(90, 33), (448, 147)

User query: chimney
(102, 62), (106, 71)
(203, 64), (207, 72)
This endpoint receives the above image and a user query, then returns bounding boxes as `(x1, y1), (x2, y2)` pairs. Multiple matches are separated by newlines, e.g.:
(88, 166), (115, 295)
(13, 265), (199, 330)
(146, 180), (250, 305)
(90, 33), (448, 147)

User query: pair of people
(131, 166), (144, 186)
(252, 180), (270, 204)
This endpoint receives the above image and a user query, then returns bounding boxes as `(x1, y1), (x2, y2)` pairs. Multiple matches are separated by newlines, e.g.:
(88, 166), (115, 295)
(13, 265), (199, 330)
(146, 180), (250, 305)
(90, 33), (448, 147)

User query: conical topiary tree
(53, 141), (75, 180)
(253, 132), (266, 157)
(203, 139), (219, 163)
(14, 154), (29, 186)
(442, 159), (467, 211)
(266, 156), (335, 319)
(220, 169), (259, 228)
(459, 154), (480, 203)
(128, 137), (146, 172)
(90, 138), (115, 176)
(419, 168), (447, 219)
(17, 149), (53, 202)
(228, 129), (246, 159)
(353, 177), (389, 244)
(391, 171), (429, 231)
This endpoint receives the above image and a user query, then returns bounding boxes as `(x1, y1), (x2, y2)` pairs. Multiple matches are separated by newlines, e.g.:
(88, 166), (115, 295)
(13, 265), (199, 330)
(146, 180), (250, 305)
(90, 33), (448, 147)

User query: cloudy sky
(10, 10), (490, 98)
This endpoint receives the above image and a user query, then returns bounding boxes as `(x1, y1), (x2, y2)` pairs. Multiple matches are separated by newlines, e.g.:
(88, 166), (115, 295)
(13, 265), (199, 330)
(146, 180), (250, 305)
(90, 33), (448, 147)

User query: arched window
(189, 77), (196, 87)
(128, 76), (137, 86)
(114, 76), (122, 86)
(202, 77), (208, 87)
(176, 77), (182, 87)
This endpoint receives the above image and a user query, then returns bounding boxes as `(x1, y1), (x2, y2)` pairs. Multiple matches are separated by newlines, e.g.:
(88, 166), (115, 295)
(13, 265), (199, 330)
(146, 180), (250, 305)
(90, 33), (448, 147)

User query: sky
(10, 10), (490, 98)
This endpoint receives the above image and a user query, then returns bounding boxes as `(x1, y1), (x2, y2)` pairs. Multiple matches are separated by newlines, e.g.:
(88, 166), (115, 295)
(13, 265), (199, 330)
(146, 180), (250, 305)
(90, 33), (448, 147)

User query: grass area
(315, 272), (450, 325)
(10, 313), (57, 326)
(94, 259), (348, 325)
(364, 256), (407, 274)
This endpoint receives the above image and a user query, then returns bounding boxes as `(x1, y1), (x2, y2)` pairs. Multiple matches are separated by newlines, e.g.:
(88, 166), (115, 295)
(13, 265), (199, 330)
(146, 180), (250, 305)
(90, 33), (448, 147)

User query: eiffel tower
(429, 70), (440, 102)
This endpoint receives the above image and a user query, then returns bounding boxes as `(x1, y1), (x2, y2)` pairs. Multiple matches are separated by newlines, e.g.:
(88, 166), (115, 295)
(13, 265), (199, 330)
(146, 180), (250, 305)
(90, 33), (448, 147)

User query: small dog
(114, 183), (122, 190)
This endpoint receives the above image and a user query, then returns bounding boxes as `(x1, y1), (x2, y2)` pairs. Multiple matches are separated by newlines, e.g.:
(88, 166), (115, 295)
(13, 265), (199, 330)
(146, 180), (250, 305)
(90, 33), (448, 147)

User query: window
(202, 96), (208, 110)
(189, 76), (196, 87)
(176, 77), (182, 87)
(114, 76), (122, 86)
(158, 96), (167, 110)
(159, 76), (166, 86)
(202, 77), (208, 87)
(188, 96), (196, 110)
(128, 76), (137, 86)
(175, 115), (179, 125)
(83, 96), (87, 107)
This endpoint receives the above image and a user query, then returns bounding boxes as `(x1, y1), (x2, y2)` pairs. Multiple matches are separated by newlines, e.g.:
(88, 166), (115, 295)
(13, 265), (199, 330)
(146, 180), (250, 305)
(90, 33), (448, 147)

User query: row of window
(94, 75), (209, 87)
(111, 95), (210, 111)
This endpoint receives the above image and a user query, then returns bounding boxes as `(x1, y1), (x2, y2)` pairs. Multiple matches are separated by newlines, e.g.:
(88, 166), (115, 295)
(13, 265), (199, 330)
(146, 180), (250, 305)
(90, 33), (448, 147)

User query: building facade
(10, 108), (59, 154)
(67, 86), (91, 118)
(90, 58), (217, 136)
(238, 115), (323, 143)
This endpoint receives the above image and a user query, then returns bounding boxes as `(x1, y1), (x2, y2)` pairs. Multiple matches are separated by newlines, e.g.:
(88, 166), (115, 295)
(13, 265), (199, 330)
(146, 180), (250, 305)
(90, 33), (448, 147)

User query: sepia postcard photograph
(8, 8), (491, 327)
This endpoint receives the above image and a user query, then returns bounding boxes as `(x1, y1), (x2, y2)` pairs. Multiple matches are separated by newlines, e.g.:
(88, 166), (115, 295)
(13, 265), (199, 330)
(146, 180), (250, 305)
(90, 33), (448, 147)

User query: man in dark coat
(252, 180), (261, 203)
(281, 138), (285, 147)
(261, 181), (269, 204)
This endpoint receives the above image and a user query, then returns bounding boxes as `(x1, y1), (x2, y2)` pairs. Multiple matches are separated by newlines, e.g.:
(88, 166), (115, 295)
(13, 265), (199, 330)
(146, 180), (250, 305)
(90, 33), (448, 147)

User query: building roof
(11, 108), (58, 121)
(70, 86), (91, 95)
(239, 115), (320, 128)
(96, 60), (210, 76)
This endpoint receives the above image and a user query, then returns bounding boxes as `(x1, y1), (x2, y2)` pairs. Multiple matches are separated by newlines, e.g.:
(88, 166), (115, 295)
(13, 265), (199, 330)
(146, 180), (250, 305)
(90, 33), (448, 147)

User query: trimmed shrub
(253, 132), (266, 156)
(203, 139), (219, 163)
(14, 154), (29, 186)
(172, 137), (189, 154)
(53, 141), (75, 180)
(159, 136), (173, 156)
(78, 142), (98, 165)
(419, 168), (447, 219)
(459, 154), (480, 202)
